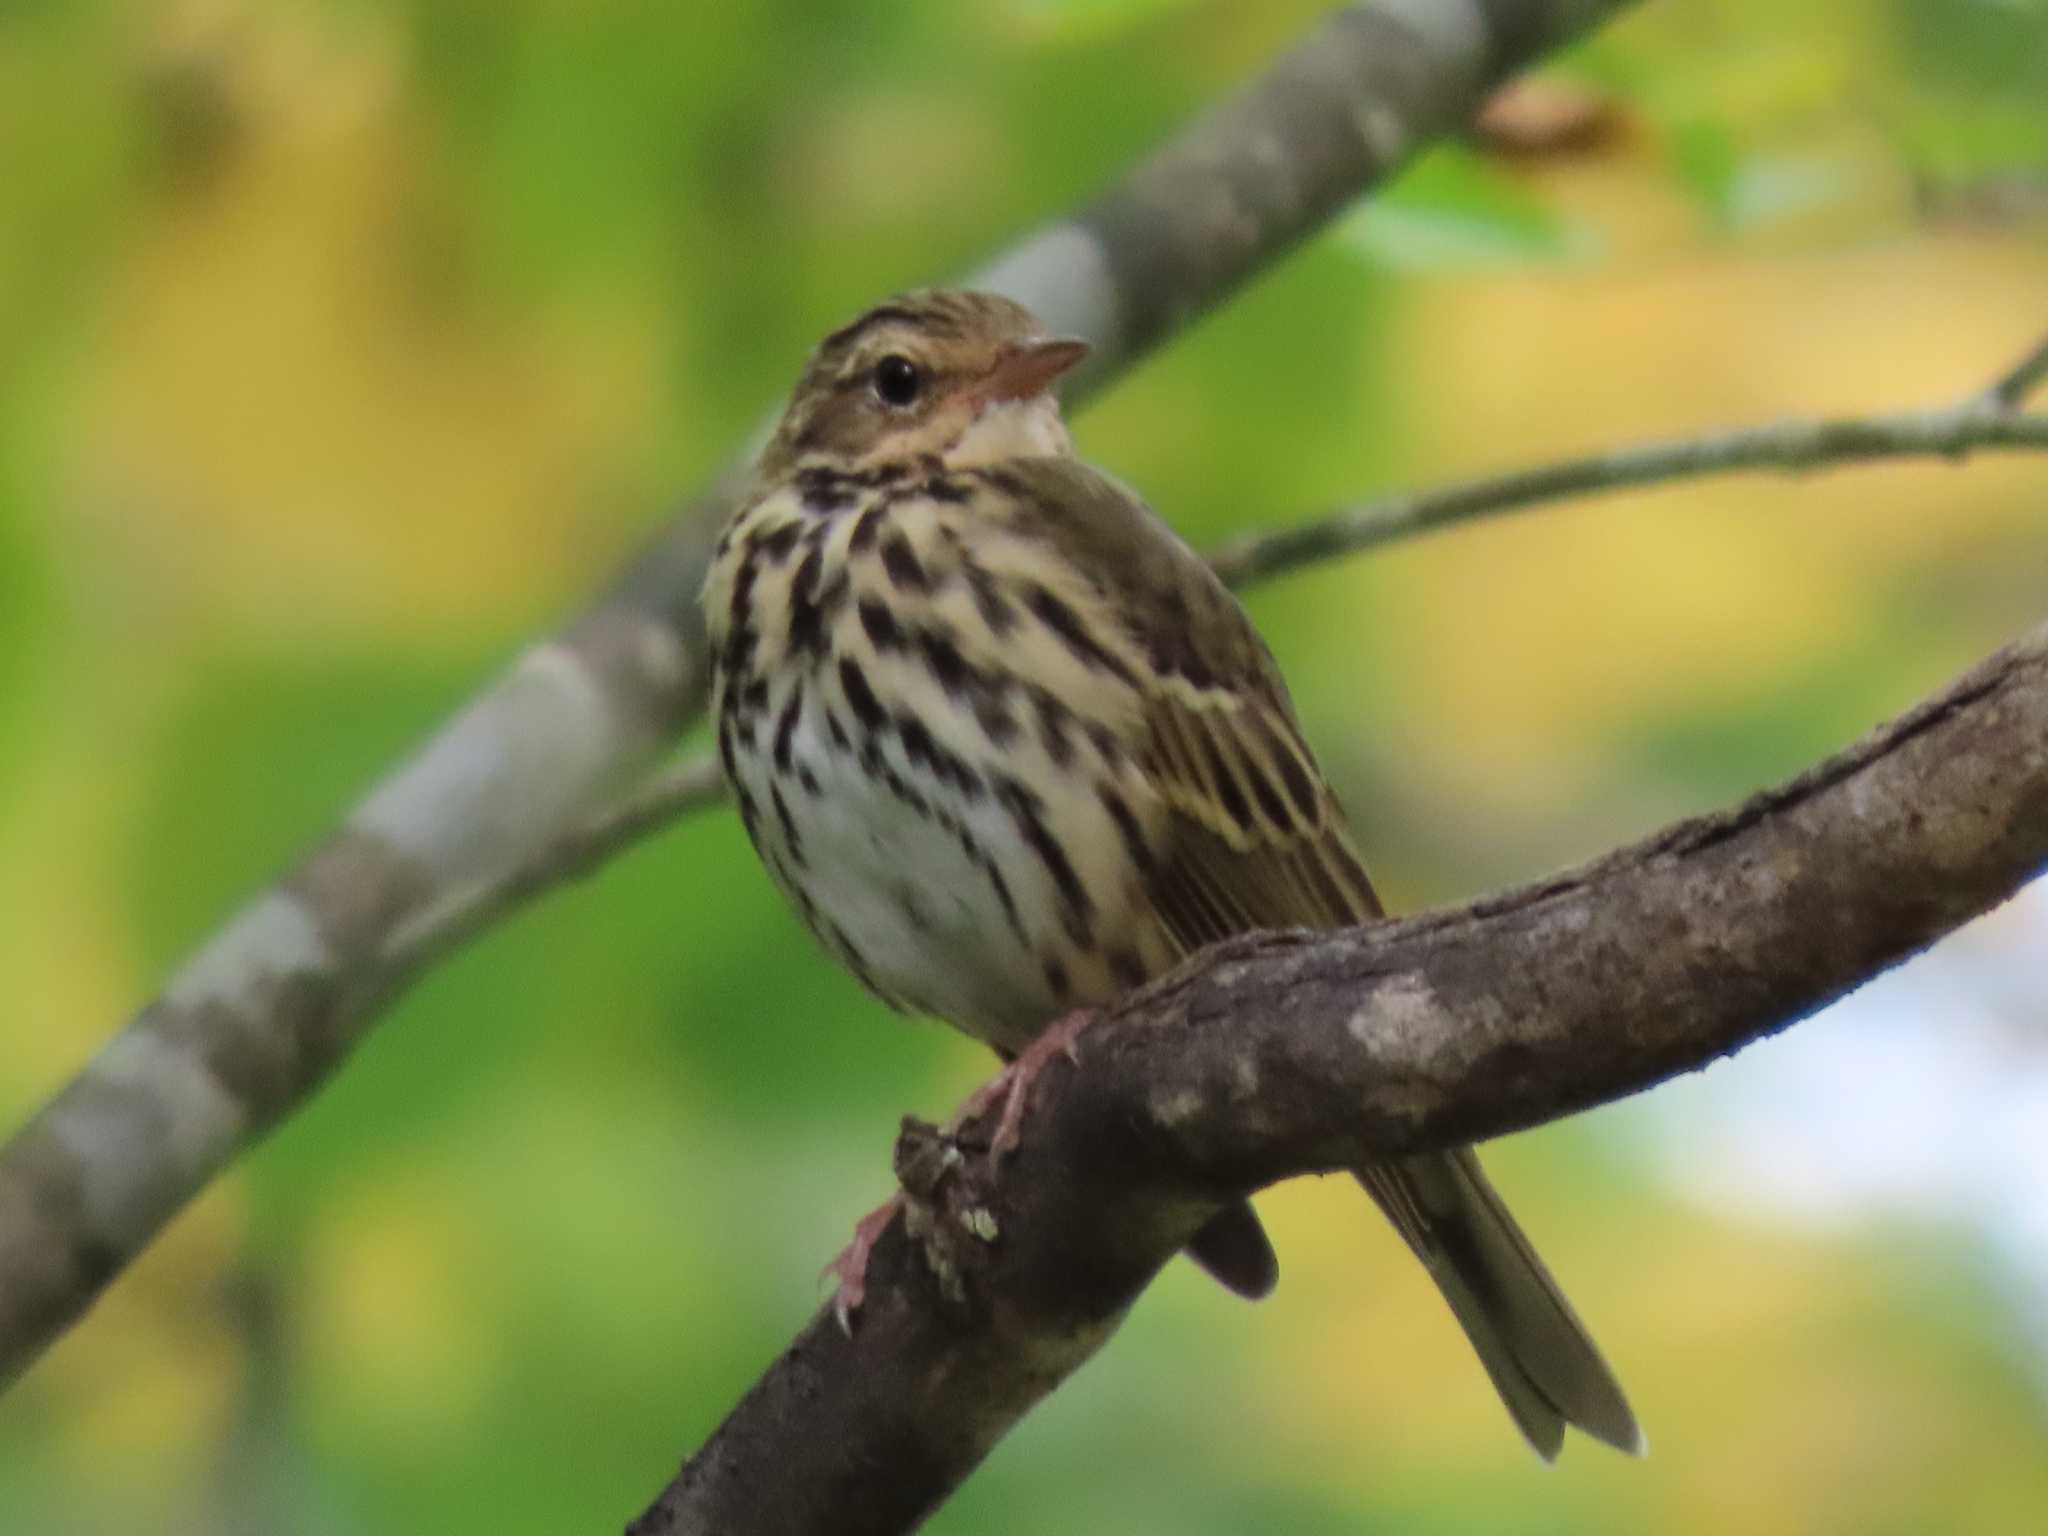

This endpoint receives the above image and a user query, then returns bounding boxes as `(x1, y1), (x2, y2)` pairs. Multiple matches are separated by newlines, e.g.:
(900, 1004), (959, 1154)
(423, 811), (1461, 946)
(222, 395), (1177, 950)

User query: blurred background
(3, 1), (2046, 1531)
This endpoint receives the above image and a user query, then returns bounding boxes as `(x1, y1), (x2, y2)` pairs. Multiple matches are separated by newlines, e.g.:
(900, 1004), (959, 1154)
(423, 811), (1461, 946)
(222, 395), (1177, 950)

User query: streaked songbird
(702, 290), (1642, 1460)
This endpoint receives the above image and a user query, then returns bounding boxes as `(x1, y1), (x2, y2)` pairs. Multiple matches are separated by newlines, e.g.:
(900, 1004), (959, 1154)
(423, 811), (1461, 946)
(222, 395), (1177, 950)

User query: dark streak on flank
(720, 623), (756, 684)
(1032, 688), (1074, 767)
(880, 532), (931, 593)
(1024, 582), (1137, 686)
(995, 773), (1093, 948)
(898, 712), (985, 802)
(1085, 721), (1123, 768)
(886, 766), (931, 819)
(962, 558), (1017, 637)
(1099, 783), (1154, 875)
(982, 849), (1025, 942)
(727, 545), (760, 626)
(849, 505), (887, 554)
(786, 565), (843, 663)
(974, 691), (1019, 747)
(897, 713), (938, 775)
(858, 597), (904, 652)
(721, 545), (762, 680)
(838, 657), (888, 733)
(917, 628), (973, 697)
(950, 758), (985, 802)
(897, 887), (931, 934)
(863, 741), (932, 819)
(772, 690), (803, 773)
(826, 919), (885, 1001)
(787, 549), (830, 662)
(771, 783), (805, 867)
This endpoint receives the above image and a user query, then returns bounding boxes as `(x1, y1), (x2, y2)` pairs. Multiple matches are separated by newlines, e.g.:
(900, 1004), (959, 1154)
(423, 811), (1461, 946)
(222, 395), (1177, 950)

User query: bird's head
(760, 290), (1089, 478)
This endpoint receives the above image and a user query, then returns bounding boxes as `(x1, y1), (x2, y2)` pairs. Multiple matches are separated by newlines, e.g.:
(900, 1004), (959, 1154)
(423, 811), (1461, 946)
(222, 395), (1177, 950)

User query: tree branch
(0, 0), (1647, 1388)
(1983, 330), (2048, 410)
(1205, 393), (2048, 587)
(630, 621), (2048, 1536)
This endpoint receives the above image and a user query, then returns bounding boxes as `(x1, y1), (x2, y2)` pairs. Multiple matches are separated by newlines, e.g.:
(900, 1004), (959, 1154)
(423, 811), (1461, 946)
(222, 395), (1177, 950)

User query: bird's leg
(829, 1010), (1094, 1326)
(824, 1191), (902, 1332)
(944, 1007), (1096, 1163)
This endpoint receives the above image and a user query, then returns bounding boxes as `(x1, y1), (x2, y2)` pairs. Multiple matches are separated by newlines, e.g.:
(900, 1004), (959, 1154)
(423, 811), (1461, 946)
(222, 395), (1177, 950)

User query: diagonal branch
(630, 621), (2048, 1536)
(0, 0), (1648, 1388)
(1983, 330), (2048, 410)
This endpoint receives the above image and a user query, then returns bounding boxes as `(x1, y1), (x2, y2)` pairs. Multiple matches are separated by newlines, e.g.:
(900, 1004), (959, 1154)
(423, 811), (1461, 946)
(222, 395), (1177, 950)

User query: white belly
(728, 691), (1064, 1052)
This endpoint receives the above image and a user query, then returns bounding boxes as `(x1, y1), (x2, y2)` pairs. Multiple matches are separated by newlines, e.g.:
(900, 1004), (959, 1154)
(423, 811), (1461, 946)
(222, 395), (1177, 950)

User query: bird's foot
(944, 1007), (1096, 1164)
(824, 1191), (903, 1333)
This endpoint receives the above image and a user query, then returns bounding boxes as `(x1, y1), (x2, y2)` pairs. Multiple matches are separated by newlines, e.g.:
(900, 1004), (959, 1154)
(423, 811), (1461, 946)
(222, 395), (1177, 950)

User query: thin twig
(373, 753), (728, 995)
(1981, 329), (2048, 410)
(1206, 403), (2048, 586)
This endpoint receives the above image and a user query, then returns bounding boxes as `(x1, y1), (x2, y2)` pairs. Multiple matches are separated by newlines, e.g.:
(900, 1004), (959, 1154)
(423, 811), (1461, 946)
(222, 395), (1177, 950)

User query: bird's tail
(1358, 1149), (1642, 1461)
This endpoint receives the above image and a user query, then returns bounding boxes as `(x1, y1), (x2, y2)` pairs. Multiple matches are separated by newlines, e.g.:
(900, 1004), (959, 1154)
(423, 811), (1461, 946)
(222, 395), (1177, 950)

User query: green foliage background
(2, 1), (2046, 1531)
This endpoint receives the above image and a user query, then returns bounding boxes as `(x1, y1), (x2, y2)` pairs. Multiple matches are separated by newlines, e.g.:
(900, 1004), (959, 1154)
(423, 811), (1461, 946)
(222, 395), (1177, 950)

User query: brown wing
(987, 456), (1382, 947)
(1006, 463), (1425, 1244)
(999, 462), (1641, 1456)
(1139, 681), (1383, 951)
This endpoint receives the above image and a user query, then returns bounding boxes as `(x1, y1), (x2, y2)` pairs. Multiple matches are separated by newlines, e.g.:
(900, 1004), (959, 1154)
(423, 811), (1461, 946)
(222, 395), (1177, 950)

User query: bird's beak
(983, 336), (1091, 404)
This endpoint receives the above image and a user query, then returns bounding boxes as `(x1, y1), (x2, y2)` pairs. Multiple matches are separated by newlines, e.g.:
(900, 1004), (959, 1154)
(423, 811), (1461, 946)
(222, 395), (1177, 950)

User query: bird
(701, 288), (1642, 1460)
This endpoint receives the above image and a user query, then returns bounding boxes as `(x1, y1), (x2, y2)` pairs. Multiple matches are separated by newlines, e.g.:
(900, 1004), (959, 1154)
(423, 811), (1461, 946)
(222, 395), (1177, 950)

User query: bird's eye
(872, 355), (924, 408)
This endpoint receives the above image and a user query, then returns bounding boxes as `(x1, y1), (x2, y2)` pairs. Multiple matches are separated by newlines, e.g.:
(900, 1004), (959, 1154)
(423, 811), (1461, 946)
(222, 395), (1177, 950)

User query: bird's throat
(945, 399), (1072, 468)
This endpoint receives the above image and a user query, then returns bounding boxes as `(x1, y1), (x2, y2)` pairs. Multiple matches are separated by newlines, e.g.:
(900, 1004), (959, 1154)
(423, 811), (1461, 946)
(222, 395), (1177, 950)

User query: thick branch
(632, 623), (2048, 1536)
(0, 0), (1643, 1385)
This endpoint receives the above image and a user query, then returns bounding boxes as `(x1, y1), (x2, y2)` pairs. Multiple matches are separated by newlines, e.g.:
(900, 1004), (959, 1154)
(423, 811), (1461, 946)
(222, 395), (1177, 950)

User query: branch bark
(0, 0), (1647, 1385)
(630, 622), (2048, 1536)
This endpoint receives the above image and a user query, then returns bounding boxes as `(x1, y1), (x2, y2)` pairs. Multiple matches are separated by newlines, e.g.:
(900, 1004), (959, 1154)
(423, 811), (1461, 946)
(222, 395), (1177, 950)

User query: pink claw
(825, 1192), (903, 1332)
(946, 1007), (1096, 1162)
